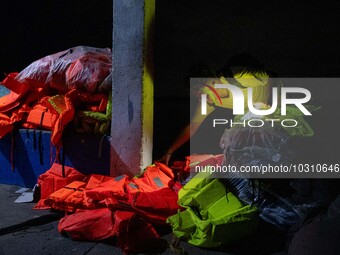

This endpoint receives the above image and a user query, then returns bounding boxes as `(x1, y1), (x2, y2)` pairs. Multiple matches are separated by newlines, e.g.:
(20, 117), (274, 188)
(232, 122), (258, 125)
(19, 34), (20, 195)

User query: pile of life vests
(0, 46), (112, 150)
(35, 162), (181, 254)
(34, 155), (260, 254)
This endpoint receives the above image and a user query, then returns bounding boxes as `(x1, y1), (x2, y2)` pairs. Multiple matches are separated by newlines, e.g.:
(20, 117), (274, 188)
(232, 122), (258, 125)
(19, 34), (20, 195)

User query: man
(159, 54), (271, 165)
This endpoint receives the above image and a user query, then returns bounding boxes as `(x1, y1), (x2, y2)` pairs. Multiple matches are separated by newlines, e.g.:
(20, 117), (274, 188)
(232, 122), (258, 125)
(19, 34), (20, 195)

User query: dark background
(154, 0), (340, 161)
(0, 0), (339, 161)
(0, 0), (112, 74)
(155, 0), (340, 99)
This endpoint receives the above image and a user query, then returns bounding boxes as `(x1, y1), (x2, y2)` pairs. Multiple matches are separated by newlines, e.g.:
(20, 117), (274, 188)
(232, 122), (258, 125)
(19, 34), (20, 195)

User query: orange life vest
(0, 113), (13, 138)
(106, 164), (180, 225)
(34, 163), (86, 209)
(84, 174), (128, 202)
(0, 73), (30, 113)
(44, 181), (87, 212)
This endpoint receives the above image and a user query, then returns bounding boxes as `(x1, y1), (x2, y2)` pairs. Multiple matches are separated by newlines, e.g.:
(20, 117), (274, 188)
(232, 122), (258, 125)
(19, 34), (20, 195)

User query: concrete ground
(0, 184), (286, 255)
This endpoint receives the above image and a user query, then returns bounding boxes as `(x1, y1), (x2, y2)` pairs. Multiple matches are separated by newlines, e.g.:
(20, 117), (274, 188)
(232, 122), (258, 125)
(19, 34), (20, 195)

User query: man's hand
(157, 153), (172, 165)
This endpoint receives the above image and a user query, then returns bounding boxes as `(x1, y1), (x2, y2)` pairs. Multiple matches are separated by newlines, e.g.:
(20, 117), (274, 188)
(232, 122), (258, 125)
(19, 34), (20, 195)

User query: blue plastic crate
(0, 129), (110, 187)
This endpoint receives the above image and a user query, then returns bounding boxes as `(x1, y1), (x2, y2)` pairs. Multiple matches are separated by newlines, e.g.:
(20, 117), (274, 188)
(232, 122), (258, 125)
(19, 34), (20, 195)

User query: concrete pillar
(110, 0), (155, 176)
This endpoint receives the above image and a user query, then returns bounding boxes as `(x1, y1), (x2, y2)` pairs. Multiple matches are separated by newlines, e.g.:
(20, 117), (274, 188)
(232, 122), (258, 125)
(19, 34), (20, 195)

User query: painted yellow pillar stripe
(141, 0), (155, 170)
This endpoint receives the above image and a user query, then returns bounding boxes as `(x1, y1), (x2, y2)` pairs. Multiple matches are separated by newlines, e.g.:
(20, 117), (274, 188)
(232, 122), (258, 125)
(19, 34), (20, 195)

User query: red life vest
(0, 73), (30, 137)
(106, 164), (180, 225)
(0, 73), (30, 113)
(0, 113), (13, 138)
(43, 174), (128, 212)
(76, 91), (108, 112)
(26, 104), (58, 130)
(43, 89), (77, 146)
(40, 162), (180, 254)
(58, 209), (166, 254)
(58, 208), (115, 241)
(185, 154), (224, 170)
(83, 174), (126, 210)
(112, 210), (166, 254)
(63, 189), (87, 213)
(41, 163), (180, 224)
(34, 163), (86, 209)
(84, 174), (128, 202)
(44, 181), (86, 211)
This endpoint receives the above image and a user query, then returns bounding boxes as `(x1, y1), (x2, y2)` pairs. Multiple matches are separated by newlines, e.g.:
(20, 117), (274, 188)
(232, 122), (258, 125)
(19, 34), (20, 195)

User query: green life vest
(167, 172), (258, 248)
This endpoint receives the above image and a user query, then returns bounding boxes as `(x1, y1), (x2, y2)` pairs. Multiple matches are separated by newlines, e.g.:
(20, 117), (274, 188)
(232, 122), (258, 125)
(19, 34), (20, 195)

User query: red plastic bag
(15, 51), (66, 87)
(65, 52), (111, 93)
(16, 46), (111, 93)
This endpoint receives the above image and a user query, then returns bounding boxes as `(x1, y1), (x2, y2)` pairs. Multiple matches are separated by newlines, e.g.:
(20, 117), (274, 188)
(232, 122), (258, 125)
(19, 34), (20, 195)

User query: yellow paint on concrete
(141, 0), (155, 170)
